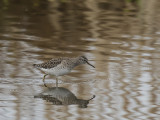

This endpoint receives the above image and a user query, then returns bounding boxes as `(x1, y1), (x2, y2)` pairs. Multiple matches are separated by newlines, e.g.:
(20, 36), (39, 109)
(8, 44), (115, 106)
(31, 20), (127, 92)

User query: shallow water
(0, 0), (160, 120)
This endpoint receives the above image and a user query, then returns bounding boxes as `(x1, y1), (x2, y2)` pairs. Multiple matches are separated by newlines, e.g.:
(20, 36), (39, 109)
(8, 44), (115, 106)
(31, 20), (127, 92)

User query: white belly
(41, 68), (71, 76)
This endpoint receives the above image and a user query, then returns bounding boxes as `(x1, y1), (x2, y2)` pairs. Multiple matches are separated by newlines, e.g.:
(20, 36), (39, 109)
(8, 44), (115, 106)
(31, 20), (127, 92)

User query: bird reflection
(34, 87), (95, 108)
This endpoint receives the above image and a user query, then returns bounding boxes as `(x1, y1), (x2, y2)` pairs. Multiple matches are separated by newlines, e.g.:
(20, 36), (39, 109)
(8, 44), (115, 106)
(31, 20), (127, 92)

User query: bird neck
(74, 58), (83, 67)
(67, 58), (83, 70)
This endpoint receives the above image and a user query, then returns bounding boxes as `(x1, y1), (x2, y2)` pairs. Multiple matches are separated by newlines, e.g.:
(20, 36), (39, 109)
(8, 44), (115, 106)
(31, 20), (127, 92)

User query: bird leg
(43, 74), (48, 87)
(56, 77), (58, 88)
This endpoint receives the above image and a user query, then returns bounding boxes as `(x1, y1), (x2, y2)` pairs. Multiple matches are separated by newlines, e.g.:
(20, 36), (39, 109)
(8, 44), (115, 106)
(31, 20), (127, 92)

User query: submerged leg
(43, 74), (48, 87)
(56, 77), (58, 88)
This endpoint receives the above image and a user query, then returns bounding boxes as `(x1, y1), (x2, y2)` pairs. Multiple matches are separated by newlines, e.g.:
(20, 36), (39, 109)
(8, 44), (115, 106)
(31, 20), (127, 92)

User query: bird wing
(33, 57), (65, 69)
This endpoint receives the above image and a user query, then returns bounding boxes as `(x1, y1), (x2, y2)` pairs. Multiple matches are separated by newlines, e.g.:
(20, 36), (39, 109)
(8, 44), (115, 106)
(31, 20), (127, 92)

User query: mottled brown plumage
(33, 56), (95, 87)
(33, 57), (66, 69)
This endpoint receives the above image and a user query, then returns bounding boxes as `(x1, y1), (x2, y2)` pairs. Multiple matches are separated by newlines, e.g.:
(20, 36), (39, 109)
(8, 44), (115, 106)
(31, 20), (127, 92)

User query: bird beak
(86, 61), (95, 68)
(88, 95), (96, 101)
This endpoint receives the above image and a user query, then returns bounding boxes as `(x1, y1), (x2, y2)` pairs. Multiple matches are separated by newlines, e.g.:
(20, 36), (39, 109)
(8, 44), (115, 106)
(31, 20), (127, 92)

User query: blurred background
(0, 0), (160, 120)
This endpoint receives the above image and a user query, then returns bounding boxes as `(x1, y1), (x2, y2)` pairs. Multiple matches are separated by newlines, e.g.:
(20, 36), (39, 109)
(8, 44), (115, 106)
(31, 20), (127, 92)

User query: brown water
(0, 0), (160, 120)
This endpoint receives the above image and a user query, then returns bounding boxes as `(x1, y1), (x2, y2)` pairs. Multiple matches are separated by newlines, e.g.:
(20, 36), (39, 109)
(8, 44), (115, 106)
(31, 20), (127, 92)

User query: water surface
(0, 0), (160, 120)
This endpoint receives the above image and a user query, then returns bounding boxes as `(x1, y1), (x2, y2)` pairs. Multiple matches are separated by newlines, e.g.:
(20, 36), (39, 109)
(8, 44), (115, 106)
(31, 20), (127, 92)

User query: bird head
(78, 56), (95, 68)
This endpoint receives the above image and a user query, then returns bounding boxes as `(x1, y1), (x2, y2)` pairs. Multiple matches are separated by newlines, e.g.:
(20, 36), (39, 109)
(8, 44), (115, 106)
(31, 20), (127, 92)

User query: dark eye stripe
(82, 56), (87, 60)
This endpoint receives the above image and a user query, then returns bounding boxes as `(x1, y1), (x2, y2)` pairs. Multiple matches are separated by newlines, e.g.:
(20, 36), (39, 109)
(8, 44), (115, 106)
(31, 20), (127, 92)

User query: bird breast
(41, 67), (71, 76)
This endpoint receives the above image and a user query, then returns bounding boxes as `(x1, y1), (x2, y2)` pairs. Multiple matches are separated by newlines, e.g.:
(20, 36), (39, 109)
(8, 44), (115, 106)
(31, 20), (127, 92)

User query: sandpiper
(33, 56), (95, 87)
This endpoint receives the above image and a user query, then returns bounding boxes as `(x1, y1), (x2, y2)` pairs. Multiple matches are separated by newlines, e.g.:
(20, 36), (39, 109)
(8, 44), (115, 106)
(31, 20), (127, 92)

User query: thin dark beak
(86, 61), (95, 68)
(88, 95), (96, 101)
